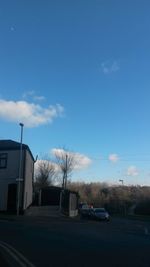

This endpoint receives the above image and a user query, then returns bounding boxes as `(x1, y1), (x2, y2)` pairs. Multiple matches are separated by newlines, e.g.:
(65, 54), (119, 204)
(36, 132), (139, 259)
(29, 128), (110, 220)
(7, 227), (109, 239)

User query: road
(0, 216), (150, 267)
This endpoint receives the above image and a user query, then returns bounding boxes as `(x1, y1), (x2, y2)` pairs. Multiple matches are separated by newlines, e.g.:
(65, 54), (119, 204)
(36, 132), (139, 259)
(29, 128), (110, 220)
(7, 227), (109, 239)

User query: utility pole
(119, 179), (124, 186)
(62, 173), (65, 189)
(64, 154), (68, 189)
(17, 123), (24, 216)
(119, 179), (126, 216)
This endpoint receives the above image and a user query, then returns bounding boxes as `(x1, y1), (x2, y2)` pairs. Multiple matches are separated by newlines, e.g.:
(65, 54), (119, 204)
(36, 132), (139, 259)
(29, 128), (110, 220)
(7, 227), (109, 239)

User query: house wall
(23, 150), (34, 210)
(0, 150), (20, 211)
(0, 150), (20, 180)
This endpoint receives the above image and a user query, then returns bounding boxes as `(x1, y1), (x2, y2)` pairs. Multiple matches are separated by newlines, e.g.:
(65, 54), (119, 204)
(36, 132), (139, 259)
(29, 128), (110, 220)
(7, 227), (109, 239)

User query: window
(0, 153), (8, 169)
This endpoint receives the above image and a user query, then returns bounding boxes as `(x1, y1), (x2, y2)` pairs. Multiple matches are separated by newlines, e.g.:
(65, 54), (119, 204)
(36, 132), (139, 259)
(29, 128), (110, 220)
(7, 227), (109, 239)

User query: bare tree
(35, 160), (56, 190)
(53, 148), (75, 189)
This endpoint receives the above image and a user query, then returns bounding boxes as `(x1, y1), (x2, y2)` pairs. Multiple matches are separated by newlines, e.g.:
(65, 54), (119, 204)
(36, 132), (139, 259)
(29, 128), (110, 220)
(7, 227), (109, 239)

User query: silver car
(89, 208), (110, 221)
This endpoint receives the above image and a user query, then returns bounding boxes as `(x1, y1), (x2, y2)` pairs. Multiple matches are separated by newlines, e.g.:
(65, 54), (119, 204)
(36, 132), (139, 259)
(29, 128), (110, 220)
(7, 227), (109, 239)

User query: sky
(0, 0), (150, 185)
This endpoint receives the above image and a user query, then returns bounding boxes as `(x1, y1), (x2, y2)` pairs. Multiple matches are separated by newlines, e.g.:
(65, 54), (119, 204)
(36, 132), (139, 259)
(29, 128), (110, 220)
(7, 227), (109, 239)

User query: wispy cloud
(22, 90), (35, 98)
(10, 26), (15, 31)
(0, 99), (64, 127)
(33, 95), (45, 101)
(108, 153), (119, 163)
(101, 60), (120, 74)
(22, 90), (45, 101)
(127, 166), (139, 176)
(51, 148), (92, 170)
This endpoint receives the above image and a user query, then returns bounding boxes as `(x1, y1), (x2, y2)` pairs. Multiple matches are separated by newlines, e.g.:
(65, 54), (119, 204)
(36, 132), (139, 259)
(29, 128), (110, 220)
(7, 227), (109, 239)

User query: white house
(0, 140), (34, 212)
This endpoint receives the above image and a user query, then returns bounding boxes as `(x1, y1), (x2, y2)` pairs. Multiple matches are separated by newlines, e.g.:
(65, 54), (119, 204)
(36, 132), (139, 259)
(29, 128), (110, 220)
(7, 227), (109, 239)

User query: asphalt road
(0, 216), (150, 267)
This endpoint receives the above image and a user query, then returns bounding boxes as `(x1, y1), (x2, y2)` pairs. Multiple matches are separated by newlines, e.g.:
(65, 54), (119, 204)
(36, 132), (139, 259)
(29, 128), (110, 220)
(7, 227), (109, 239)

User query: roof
(0, 139), (34, 161)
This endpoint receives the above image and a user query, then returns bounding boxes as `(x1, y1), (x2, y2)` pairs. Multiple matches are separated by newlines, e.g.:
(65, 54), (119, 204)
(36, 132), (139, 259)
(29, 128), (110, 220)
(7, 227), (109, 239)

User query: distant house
(0, 140), (34, 212)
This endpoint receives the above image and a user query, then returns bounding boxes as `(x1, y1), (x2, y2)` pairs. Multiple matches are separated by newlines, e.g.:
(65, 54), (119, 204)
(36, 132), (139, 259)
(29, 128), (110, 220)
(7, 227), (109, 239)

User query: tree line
(68, 182), (150, 215)
(34, 148), (150, 216)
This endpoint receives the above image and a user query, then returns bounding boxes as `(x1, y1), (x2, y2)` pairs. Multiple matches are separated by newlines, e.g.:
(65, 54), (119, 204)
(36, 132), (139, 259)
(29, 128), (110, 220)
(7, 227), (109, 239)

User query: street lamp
(16, 123), (24, 216)
(119, 179), (126, 216)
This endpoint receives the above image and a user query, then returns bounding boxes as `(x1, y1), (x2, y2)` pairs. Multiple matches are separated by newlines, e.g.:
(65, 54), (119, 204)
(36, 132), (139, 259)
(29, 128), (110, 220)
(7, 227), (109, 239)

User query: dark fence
(33, 186), (79, 216)
(41, 187), (61, 206)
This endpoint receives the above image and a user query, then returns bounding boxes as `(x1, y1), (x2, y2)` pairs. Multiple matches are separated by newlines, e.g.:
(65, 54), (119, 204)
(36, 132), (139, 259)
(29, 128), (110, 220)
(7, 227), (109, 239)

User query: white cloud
(108, 154), (119, 163)
(23, 91), (45, 101)
(127, 166), (139, 176)
(0, 99), (64, 127)
(101, 60), (120, 74)
(51, 148), (92, 170)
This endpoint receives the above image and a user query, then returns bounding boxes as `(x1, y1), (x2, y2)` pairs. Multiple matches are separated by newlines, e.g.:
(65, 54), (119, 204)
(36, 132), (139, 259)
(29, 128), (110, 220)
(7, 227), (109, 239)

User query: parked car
(78, 202), (89, 215)
(89, 208), (110, 221)
(79, 203), (93, 218)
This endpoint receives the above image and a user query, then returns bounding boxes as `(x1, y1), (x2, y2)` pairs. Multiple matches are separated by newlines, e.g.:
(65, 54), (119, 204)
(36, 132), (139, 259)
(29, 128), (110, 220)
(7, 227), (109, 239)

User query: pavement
(0, 215), (150, 267)
(24, 205), (62, 217)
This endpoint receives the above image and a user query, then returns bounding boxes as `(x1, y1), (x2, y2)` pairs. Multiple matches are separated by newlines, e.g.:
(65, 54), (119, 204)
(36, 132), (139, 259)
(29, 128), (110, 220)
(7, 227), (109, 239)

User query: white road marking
(0, 240), (35, 267)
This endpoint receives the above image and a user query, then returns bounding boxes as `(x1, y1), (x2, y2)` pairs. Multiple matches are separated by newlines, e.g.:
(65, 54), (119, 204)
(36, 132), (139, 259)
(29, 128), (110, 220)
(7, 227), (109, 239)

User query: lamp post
(17, 123), (24, 216)
(119, 179), (126, 216)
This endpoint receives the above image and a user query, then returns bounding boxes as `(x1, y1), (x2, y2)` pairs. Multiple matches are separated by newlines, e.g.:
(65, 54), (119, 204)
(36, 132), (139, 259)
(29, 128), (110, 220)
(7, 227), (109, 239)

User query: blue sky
(0, 0), (150, 185)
